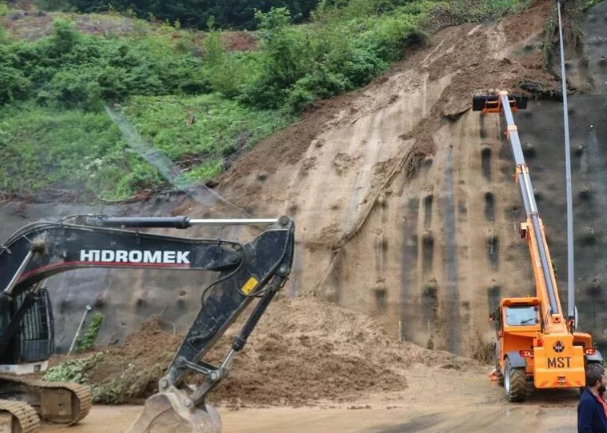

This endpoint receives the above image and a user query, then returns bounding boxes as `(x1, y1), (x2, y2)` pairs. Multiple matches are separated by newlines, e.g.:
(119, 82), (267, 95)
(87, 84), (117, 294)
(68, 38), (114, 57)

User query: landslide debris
(45, 296), (479, 407)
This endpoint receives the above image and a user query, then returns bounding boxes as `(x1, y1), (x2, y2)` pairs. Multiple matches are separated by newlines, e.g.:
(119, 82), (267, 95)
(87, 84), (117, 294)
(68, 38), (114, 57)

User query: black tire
(494, 342), (504, 386)
(504, 358), (527, 402)
(497, 369), (505, 386)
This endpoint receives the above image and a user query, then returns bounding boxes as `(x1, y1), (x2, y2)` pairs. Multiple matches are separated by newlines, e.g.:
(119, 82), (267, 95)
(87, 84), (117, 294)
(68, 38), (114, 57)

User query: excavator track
(0, 399), (40, 433)
(0, 374), (92, 426)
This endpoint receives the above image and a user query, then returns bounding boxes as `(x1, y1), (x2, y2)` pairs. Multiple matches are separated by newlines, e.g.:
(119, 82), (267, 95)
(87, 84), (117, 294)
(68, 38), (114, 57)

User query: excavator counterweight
(0, 214), (295, 433)
(474, 90), (601, 402)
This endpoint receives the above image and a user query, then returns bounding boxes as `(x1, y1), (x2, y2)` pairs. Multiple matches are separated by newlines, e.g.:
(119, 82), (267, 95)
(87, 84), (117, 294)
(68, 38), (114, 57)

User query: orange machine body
(477, 90), (601, 402)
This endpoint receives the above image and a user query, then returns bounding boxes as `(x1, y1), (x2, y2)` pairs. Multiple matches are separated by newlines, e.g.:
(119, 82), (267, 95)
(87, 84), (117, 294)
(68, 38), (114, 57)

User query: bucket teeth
(124, 389), (222, 433)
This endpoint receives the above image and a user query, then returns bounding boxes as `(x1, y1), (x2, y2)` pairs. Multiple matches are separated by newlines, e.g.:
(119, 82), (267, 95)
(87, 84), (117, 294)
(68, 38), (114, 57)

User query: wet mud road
(42, 402), (577, 433)
(43, 367), (580, 433)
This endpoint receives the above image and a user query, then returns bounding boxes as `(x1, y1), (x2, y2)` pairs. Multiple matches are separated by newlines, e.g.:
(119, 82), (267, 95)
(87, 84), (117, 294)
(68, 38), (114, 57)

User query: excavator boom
(0, 214), (295, 433)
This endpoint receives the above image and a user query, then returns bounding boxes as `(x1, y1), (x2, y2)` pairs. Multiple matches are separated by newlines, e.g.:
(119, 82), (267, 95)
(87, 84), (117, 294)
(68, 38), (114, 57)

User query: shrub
(0, 66), (30, 105)
(0, 20), (209, 110)
(43, 353), (103, 384)
(76, 312), (104, 352)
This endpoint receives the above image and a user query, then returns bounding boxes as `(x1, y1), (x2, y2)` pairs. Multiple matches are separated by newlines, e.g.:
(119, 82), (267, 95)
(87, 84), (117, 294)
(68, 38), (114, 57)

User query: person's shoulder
(579, 389), (595, 404)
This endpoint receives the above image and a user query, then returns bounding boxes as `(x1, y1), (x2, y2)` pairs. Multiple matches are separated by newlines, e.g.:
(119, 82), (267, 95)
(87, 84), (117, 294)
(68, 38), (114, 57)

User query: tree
(62, 0), (323, 30)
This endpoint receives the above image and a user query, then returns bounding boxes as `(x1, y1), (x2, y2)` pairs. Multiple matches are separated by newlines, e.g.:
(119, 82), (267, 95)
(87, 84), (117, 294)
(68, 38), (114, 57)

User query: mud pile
(209, 296), (479, 407)
(51, 296), (479, 407)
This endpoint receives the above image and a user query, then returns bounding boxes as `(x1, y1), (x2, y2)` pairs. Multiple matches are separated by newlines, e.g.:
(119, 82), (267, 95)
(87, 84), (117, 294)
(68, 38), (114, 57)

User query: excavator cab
(0, 287), (54, 370)
(15, 288), (53, 366)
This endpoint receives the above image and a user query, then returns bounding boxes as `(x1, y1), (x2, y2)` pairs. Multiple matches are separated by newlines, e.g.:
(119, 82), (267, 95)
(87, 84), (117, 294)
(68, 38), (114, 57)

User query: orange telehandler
(473, 90), (602, 402)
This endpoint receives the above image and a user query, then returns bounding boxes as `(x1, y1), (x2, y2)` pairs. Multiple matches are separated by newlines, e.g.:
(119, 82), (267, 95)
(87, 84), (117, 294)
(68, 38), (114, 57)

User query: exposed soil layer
(203, 0), (570, 357)
(217, 0), (557, 204)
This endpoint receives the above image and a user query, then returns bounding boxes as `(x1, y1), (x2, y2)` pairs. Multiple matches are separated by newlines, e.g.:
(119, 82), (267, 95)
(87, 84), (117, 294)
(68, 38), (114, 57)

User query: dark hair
(587, 363), (605, 387)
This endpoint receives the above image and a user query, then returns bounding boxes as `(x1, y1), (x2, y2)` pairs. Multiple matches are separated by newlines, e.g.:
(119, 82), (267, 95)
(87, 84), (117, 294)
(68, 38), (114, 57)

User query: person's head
(586, 362), (607, 393)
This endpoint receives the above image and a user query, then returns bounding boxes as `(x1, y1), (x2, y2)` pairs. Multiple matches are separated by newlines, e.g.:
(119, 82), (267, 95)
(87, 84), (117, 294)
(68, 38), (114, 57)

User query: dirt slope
(204, 1), (560, 356)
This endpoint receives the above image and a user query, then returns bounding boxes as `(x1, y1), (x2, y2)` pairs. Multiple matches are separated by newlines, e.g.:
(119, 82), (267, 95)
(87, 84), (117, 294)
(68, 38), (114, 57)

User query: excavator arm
(0, 215), (295, 433)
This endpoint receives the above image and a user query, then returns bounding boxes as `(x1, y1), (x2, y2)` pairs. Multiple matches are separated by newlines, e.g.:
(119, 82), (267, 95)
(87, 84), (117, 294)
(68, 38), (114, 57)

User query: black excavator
(0, 214), (295, 433)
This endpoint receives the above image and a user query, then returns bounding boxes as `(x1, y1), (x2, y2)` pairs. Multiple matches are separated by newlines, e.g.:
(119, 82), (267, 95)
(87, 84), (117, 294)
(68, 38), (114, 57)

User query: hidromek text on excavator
(0, 215), (294, 433)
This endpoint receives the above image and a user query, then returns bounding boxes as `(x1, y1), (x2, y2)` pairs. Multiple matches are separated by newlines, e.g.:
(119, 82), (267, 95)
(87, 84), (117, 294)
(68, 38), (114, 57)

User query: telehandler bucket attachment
(472, 92), (528, 113)
(124, 386), (222, 433)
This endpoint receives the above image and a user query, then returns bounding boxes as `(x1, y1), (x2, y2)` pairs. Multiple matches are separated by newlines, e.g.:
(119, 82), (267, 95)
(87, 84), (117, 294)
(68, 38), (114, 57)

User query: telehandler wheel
(493, 344), (504, 386)
(504, 358), (526, 402)
(496, 368), (504, 386)
(494, 359), (504, 386)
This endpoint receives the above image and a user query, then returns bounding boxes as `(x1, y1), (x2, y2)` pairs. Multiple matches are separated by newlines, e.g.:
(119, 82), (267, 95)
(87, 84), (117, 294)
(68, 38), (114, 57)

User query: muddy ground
(42, 364), (581, 433)
(42, 404), (578, 433)
(39, 296), (579, 433)
(45, 296), (482, 407)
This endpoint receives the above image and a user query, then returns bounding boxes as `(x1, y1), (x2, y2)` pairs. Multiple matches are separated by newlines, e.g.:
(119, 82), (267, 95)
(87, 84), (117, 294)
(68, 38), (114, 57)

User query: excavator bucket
(124, 388), (221, 433)
(472, 92), (528, 113)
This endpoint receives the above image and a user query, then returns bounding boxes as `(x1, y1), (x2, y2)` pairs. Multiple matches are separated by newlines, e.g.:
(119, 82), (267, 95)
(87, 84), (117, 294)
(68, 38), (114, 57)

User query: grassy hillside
(0, 0), (534, 201)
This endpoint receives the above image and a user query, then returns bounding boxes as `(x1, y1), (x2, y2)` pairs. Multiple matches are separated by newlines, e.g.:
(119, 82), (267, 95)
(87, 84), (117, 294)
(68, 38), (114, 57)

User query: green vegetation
(89, 362), (165, 404)
(582, 0), (604, 10)
(43, 352), (165, 404)
(43, 352), (102, 384)
(0, 18), (209, 109)
(0, 105), (153, 198)
(122, 95), (293, 180)
(76, 312), (104, 352)
(0, 97), (291, 199)
(0, 0), (535, 200)
(449, 0), (531, 23)
(37, 0), (321, 30)
(240, 4), (433, 112)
